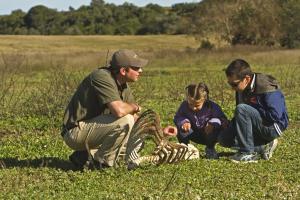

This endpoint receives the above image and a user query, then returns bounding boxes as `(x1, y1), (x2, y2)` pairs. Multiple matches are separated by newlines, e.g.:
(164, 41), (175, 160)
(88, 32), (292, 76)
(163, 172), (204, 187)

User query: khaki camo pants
(63, 114), (135, 167)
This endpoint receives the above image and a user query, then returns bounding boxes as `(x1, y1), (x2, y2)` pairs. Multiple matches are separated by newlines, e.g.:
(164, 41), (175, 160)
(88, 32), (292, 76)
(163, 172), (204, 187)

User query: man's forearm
(108, 101), (140, 118)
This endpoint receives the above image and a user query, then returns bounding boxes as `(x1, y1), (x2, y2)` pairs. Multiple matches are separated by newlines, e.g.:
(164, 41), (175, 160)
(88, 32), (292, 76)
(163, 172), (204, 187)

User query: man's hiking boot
(69, 150), (110, 170)
(127, 161), (139, 171)
(69, 150), (88, 170)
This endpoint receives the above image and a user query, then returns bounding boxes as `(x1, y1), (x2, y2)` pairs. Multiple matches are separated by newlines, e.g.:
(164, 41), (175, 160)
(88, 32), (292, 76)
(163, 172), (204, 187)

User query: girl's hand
(181, 122), (191, 132)
(163, 126), (178, 136)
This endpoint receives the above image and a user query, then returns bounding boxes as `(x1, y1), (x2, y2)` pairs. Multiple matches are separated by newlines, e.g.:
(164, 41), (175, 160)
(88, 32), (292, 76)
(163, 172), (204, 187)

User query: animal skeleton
(132, 143), (199, 166)
(126, 109), (199, 167)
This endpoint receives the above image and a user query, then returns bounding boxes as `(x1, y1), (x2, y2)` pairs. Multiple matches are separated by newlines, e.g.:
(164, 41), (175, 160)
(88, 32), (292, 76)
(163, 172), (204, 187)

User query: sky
(0, 0), (200, 15)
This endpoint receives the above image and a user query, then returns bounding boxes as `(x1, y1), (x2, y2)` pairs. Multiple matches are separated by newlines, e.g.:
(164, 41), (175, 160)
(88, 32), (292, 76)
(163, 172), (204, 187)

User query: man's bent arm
(108, 100), (140, 118)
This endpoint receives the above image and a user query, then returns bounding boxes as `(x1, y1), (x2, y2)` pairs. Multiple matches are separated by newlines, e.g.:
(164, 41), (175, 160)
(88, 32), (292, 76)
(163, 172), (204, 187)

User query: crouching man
(218, 59), (288, 163)
(61, 49), (148, 169)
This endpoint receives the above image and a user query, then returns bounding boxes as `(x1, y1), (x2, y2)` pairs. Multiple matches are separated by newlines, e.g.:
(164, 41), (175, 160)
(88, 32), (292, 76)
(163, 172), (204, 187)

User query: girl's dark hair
(225, 59), (253, 79)
(186, 82), (209, 101)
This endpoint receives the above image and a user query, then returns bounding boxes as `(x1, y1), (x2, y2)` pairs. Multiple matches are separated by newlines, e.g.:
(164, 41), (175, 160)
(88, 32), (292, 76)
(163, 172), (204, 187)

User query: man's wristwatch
(134, 103), (140, 113)
(136, 104), (140, 113)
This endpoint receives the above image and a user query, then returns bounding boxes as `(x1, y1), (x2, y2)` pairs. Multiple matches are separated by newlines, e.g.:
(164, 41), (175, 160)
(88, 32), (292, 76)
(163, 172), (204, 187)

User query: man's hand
(181, 122), (191, 133)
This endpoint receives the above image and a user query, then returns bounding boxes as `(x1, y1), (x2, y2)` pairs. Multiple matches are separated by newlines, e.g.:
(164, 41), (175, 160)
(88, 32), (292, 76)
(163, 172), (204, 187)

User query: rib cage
(134, 143), (199, 166)
(127, 109), (199, 166)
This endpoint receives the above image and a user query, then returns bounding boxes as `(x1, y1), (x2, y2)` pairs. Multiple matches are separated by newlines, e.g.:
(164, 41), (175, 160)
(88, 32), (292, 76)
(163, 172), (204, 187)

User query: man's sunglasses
(130, 66), (141, 72)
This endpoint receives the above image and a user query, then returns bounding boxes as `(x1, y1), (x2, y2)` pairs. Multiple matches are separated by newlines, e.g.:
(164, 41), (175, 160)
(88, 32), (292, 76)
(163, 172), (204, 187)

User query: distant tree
(230, 0), (282, 46)
(136, 4), (166, 34)
(114, 18), (140, 35)
(111, 3), (141, 35)
(279, 0), (300, 48)
(65, 6), (94, 34)
(171, 3), (198, 34)
(171, 2), (198, 16)
(0, 0), (297, 45)
(158, 13), (181, 34)
(64, 26), (82, 35)
(24, 5), (59, 34)
(144, 3), (165, 13)
(98, 24), (115, 35)
(90, 0), (105, 7)
(0, 9), (26, 34)
(191, 0), (283, 46)
(27, 28), (40, 35)
(190, 0), (237, 45)
(13, 27), (28, 35)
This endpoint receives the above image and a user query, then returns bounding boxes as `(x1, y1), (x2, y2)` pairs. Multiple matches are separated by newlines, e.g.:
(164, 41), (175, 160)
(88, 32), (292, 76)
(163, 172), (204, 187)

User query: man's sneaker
(205, 147), (219, 159)
(229, 152), (259, 163)
(261, 139), (278, 160)
(69, 150), (88, 169)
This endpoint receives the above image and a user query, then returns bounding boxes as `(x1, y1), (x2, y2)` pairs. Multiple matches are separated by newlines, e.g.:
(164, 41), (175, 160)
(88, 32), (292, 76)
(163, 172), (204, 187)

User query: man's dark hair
(109, 65), (132, 76)
(108, 65), (121, 75)
(225, 59), (253, 79)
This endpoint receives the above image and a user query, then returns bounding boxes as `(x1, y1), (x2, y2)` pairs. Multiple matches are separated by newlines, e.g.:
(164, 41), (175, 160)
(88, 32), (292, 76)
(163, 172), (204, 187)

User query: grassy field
(0, 35), (299, 199)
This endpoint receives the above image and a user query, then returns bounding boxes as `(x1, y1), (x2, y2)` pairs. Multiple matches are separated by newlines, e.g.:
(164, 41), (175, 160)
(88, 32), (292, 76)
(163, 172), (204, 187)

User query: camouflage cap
(110, 49), (148, 69)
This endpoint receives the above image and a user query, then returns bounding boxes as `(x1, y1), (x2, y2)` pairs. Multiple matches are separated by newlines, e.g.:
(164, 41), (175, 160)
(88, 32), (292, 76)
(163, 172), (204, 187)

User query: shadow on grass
(218, 151), (235, 157)
(198, 151), (235, 159)
(0, 152), (236, 171)
(0, 157), (81, 171)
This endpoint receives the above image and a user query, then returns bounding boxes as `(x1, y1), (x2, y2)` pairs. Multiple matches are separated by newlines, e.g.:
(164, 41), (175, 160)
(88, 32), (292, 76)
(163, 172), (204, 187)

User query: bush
(198, 40), (215, 50)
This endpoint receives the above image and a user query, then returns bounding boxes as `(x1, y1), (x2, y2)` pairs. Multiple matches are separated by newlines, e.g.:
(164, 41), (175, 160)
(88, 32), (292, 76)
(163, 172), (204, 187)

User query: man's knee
(235, 104), (253, 116)
(235, 104), (261, 123)
(120, 114), (135, 129)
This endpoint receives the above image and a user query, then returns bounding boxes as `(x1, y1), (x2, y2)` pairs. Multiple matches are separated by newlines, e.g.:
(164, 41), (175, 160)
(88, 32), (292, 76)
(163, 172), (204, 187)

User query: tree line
(0, 0), (299, 48)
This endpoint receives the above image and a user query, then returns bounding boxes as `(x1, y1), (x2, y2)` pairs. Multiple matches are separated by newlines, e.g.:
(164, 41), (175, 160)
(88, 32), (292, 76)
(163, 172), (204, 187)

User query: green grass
(0, 123), (299, 199)
(0, 35), (299, 199)
(0, 35), (198, 53)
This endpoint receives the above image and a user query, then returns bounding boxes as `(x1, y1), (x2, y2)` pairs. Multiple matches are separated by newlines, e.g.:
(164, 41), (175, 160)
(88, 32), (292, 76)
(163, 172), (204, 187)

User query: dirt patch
(0, 129), (19, 140)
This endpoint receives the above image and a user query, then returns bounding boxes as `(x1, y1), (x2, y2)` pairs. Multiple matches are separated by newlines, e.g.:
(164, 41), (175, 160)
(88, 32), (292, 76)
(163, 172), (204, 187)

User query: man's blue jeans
(218, 104), (279, 153)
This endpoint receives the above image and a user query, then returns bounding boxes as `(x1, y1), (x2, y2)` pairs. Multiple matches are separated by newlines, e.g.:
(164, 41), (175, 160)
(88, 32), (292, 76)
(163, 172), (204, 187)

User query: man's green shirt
(63, 67), (135, 130)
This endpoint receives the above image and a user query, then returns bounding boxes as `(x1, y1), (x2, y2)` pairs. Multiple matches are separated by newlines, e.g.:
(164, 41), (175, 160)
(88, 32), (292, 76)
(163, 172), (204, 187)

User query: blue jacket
(236, 73), (288, 135)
